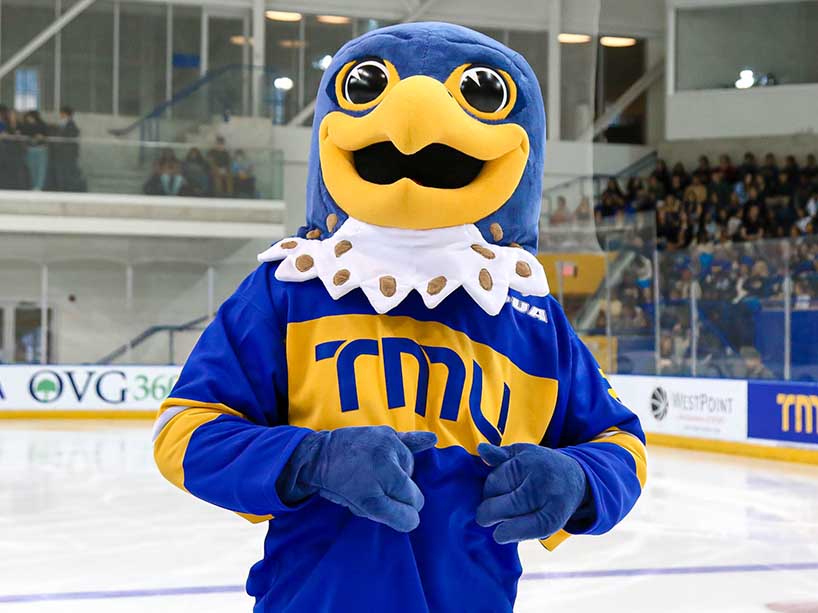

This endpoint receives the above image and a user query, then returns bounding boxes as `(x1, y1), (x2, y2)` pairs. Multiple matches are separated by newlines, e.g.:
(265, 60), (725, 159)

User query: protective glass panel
(172, 5), (203, 111)
(265, 17), (301, 124)
(119, 2), (167, 117)
(60, 0), (115, 114)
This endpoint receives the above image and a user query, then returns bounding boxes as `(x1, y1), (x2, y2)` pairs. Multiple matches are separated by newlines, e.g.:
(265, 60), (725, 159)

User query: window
(119, 2), (167, 117)
(14, 69), (41, 111)
(676, 2), (818, 91)
(61, 0), (115, 114)
(14, 304), (52, 364)
(1, 0), (55, 111)
(508, 30), (548, 105)
(265, 16), (302, 123)
(304, 15), (354, 113)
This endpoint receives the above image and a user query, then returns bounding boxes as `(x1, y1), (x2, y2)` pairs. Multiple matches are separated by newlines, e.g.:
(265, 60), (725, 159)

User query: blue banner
(748, 381), (818, 446)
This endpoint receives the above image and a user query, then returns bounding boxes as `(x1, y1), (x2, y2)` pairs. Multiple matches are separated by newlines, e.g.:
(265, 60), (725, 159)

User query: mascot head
(304, 22), (545, 253)
(261, 23), (549, 315)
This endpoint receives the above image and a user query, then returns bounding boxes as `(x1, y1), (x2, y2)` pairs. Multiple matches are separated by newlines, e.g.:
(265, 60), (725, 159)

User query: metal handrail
(96, 314), (210, 365)
(109, 64), (278, 138)
(541, 150), (659, 201)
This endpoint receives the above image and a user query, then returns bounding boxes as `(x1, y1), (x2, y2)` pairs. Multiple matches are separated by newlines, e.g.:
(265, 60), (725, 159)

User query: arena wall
(1, 365), (816, 465)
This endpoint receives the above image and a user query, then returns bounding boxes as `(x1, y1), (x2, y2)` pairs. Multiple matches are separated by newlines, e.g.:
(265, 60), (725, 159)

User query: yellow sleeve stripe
(590, 428), (647, 488)
(153, 401), (273, 524)
(157, 397), (244, 419)
(153, 407), (225, 492)
(539, 530), (571, 551)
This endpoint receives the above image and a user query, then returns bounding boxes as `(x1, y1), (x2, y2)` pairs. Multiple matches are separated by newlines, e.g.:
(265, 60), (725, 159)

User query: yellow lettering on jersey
(286, 314), (558, 455)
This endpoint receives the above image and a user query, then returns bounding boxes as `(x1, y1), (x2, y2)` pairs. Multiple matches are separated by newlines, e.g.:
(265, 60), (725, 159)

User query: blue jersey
(153, 262), (646, 612)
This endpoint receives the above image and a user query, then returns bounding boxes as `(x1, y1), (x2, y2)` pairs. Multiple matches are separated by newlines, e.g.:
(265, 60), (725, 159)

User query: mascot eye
(344, 60), (390, 105)
(459, 66), (508, 114)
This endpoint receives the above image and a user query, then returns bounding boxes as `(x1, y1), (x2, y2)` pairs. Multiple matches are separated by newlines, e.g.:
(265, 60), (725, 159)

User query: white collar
(258, 217), (549, 316)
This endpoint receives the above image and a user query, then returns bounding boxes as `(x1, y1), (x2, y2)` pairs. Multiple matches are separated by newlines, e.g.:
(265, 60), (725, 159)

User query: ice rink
(1, 421), (817, 613)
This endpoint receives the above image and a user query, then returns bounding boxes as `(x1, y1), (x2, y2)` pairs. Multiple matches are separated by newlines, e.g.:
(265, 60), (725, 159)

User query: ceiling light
(315, 54), (333, 71)
(735, 69), (755, 89)
(265, 10), (302, 22)
(559, 33), (591, 44)
(279, 39), (306, 49)
(317, 15), (350, 25)
(230, 35), (252, 46)
(274, 77), (294, 91)
(600, 36), (637, 48)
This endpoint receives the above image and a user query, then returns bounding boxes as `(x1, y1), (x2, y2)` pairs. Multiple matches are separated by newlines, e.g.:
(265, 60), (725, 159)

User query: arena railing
(109, 65), (284, 143)
(0, 134), (284, 200)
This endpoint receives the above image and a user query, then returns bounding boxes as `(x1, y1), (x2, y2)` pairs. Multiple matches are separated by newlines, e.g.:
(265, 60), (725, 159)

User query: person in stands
(232, 149), (257, 198)
(207, 136), (233, 196)
(20, 110), (50, 190)
(549, 196), (573, 226)
(52, 106), (85, 192)
(0, 105), (27, 190)
(183, 148), (211, 196)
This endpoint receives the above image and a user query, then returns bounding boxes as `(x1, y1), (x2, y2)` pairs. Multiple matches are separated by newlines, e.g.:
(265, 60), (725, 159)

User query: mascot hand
(475, 443), (590, 544)
(277, 426), (437, 532)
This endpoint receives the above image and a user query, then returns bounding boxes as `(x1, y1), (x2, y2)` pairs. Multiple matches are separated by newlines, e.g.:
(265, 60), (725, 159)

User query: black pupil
(346, 63), (388, 104)
(460, 68), (506, 113)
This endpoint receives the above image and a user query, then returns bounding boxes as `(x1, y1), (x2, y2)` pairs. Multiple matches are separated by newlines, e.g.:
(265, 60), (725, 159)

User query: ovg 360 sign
(0, 366), (182, 411)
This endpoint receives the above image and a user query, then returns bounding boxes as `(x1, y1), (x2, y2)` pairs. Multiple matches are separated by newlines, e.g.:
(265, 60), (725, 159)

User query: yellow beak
(319, 75), (530, 231)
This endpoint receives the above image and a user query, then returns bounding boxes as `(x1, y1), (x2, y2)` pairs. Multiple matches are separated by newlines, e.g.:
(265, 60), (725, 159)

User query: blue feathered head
(301, 22), (546, 253)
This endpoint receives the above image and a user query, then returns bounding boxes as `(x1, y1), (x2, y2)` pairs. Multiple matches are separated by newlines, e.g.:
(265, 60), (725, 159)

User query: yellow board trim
(0, 410), (156, 419)
(648, 433), (818, 465)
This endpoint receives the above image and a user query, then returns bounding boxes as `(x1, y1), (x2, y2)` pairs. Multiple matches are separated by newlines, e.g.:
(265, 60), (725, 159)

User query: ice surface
(1, 421), (817, 612)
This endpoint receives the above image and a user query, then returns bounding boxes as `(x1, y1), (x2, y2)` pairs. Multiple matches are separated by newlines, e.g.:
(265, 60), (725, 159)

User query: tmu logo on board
(0, 365), (182, 411)
(748, 381), (818, 446)
(609, 375), (747, 441)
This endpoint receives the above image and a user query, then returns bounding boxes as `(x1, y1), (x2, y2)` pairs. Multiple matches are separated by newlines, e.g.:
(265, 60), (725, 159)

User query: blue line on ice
(4, 562), (818, 603)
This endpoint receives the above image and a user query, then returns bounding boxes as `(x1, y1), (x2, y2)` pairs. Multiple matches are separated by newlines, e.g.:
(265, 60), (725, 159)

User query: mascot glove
(277, 426), (437, 532)
(475, 443), (591, 544)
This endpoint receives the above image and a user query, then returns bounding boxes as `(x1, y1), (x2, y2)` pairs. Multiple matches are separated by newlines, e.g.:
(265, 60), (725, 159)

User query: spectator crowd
(143, 136), (257, 198)
(550, 152), (818, 247)
(556, 151), (818, 380)
(0, 105), (85, 192)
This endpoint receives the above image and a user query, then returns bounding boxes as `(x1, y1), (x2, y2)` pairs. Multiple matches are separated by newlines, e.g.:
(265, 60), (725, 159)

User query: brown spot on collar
(471, 244), (496, 260)
(380, 276), (397, 297)
(295, 254), (314, 272)
(333, 269), (350, 286)
(479, 269), (493, 291)
(427, 276), (447, 296)
(516, 261), (532, 277)
(334, 240), (352, 257)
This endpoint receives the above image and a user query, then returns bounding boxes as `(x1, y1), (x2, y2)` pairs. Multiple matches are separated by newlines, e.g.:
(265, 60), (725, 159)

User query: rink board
(0, 365), (816, 461)
(610, 375), (818, 463)
(0, 365), (177, 419)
